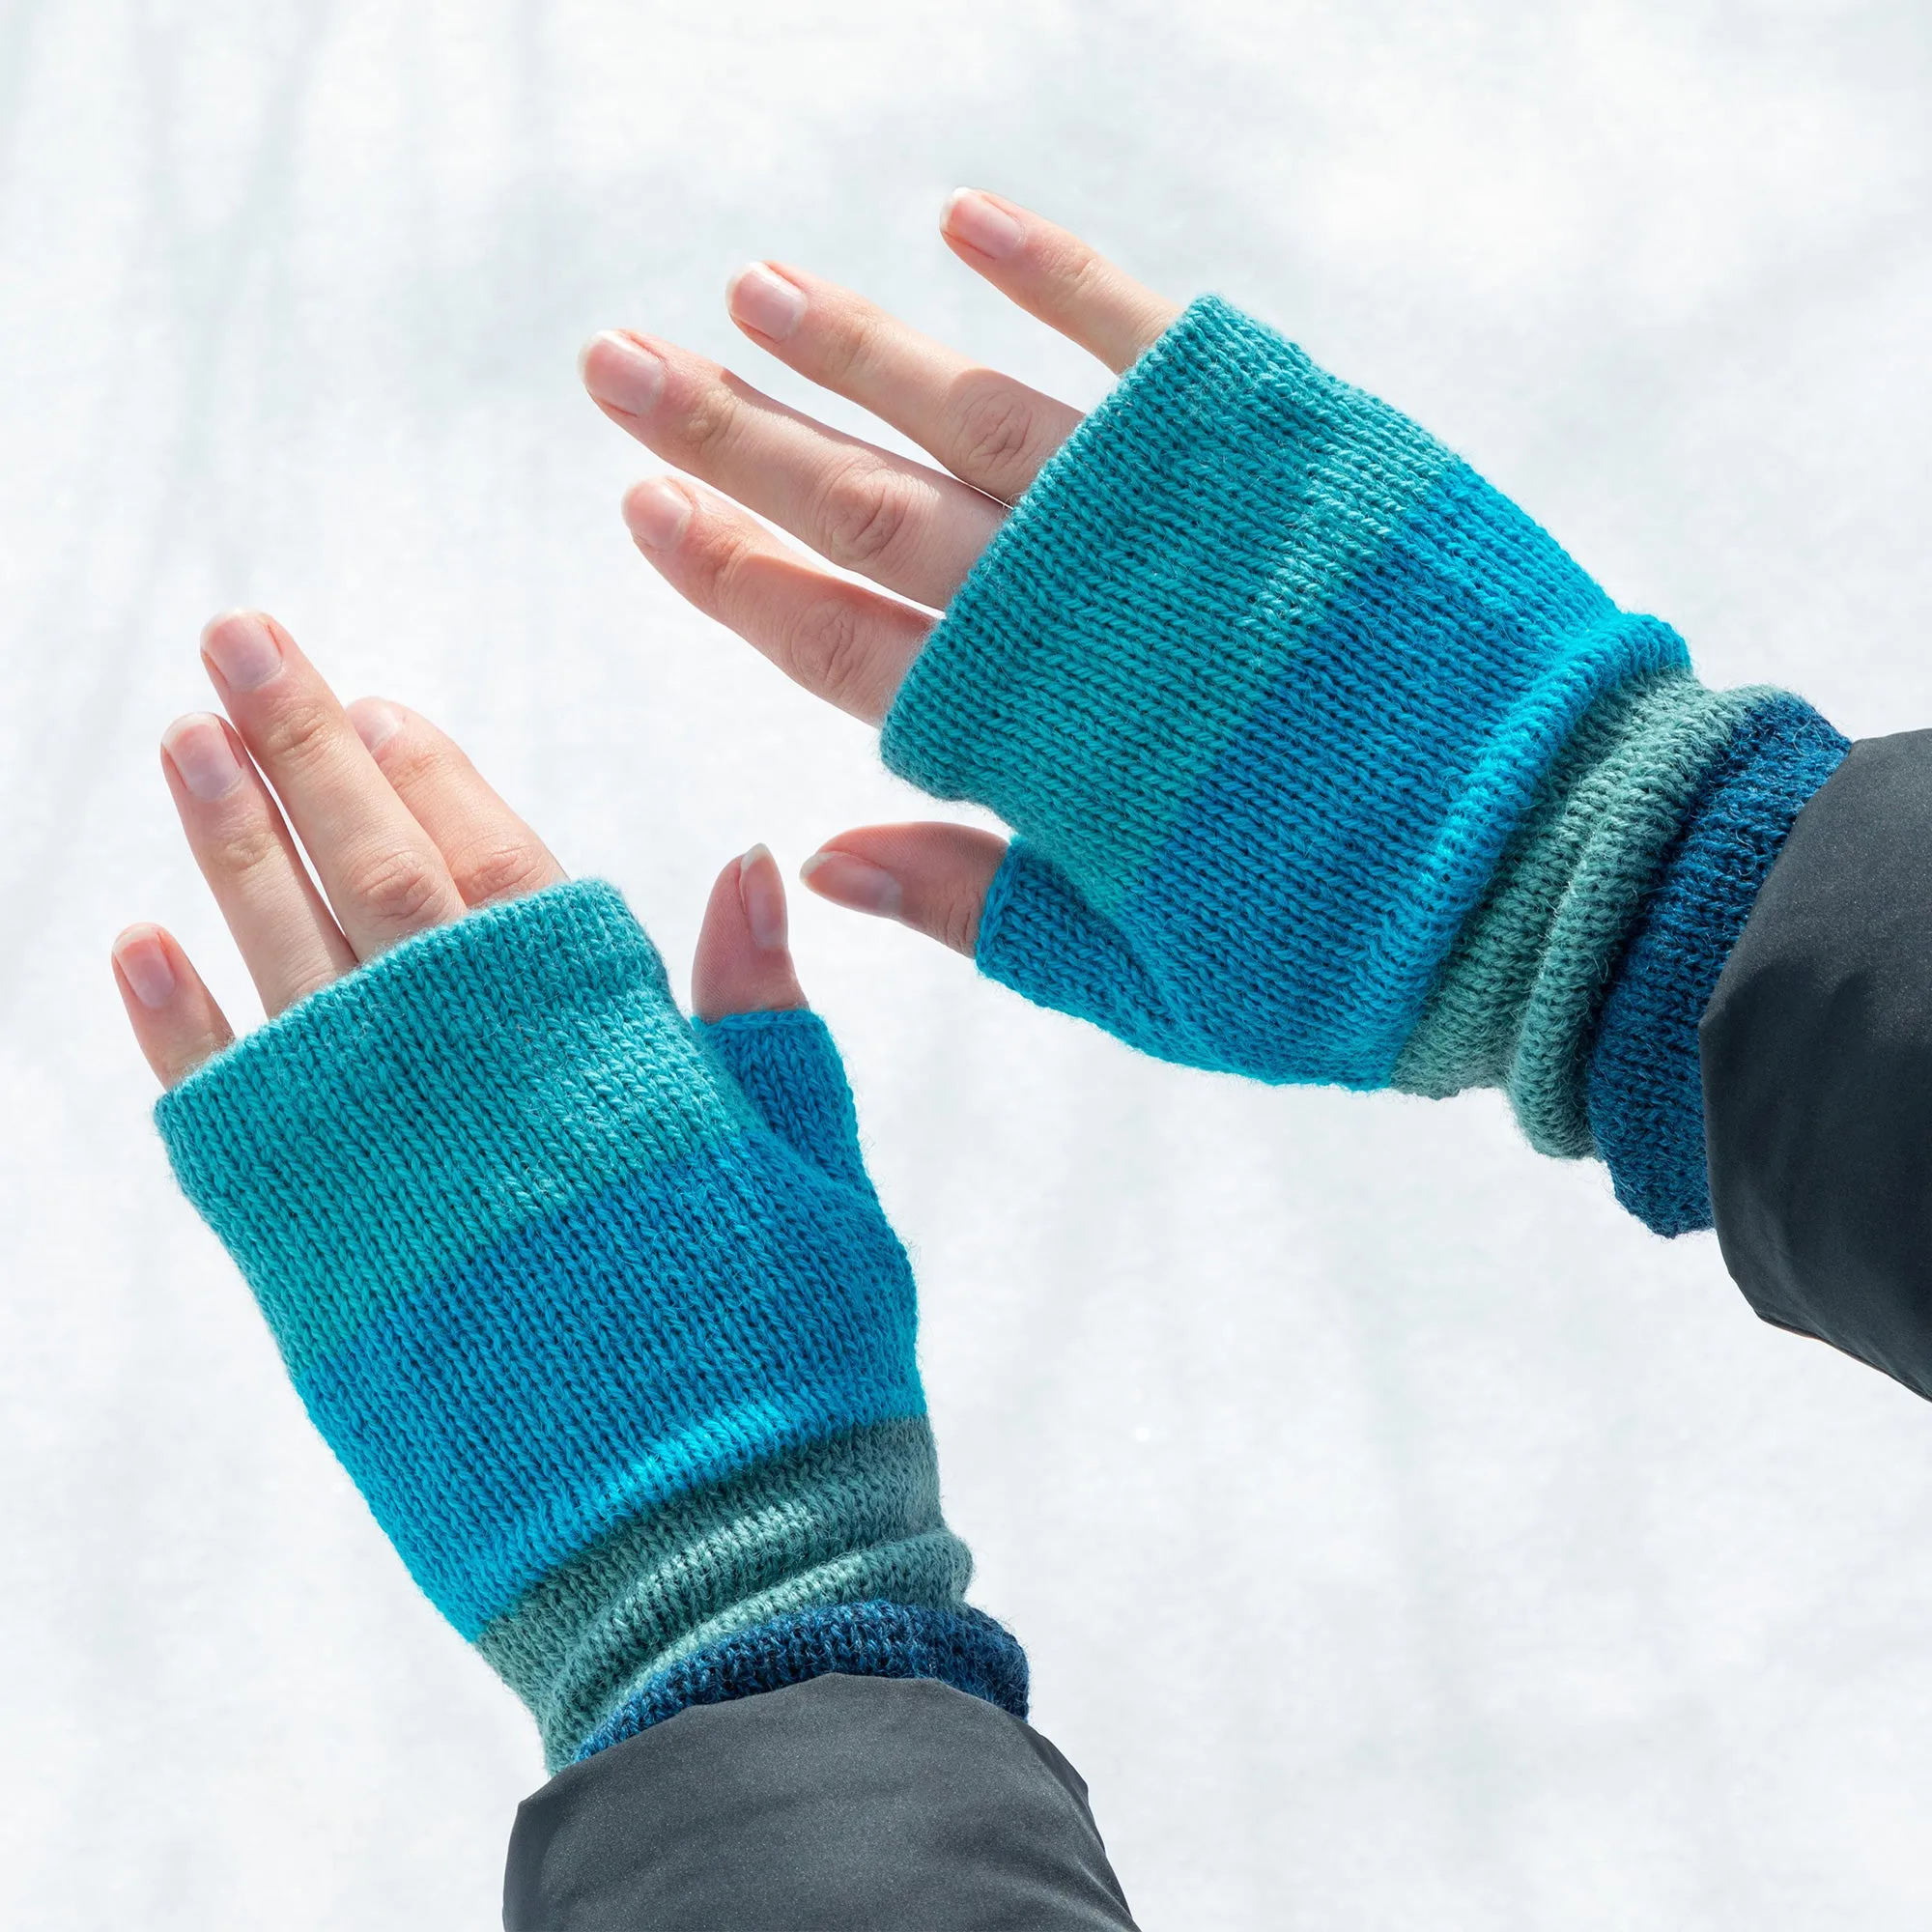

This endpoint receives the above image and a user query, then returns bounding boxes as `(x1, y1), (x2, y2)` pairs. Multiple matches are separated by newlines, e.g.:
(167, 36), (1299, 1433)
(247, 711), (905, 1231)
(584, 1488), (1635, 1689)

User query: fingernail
(624, 477), (692, 551)
(942, 188), (1023, 261)
(114, 928), (177, 1009)
(161, 713), (244, 801)
(799, 848), (903, 917)
(739, 843), (789, 952)
(727, 263), (807, 342)
(350, 697), (404, 752)
(581, 330), (666, 415)
(200, 611), (283, 693)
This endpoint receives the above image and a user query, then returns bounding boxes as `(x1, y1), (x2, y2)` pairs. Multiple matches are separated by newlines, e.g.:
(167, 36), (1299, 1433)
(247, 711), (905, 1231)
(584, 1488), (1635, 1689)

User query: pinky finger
(939, 190), (1180, 375)
(111, 924), (236, 1090)
(799, 821), (1009, 957)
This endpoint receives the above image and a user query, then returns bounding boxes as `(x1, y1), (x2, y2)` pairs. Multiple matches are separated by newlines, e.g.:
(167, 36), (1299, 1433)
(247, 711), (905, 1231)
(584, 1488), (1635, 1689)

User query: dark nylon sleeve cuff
(1701, 731), (1932, 1400)
(503, 1674), (1139, 1931)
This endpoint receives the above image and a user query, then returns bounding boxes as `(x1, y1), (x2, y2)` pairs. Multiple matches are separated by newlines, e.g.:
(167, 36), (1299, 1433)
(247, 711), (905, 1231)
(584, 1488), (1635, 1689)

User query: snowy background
(3, 2), (1931, 1925)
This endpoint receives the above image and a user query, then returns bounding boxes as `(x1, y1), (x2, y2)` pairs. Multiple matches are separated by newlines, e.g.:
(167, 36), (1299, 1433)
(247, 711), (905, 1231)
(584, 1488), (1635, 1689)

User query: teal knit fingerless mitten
(156, 881), (1022, 1771)
(883, 297), (1845, 1235)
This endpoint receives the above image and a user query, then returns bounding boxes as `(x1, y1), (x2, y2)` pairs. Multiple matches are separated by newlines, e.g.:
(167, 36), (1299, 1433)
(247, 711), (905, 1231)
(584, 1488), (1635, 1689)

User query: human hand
(112, 610), (808, 1086)
(580, 186), (1815, 1232)
(578, 190), (1180, 960)
(120, 612), (1012, 1772)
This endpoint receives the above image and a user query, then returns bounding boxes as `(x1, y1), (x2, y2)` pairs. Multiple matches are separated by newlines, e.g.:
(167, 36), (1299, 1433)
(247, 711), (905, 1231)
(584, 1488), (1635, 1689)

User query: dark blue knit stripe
(574, 1601), (1031, 1762)
(1586, 696), (1849, 1236)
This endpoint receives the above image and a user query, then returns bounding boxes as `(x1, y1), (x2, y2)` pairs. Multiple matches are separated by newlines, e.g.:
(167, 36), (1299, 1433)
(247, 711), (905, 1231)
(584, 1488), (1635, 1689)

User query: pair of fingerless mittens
(157, 883), (1024, 1772)
(883, 296), (1846, 1236)
(159, 297), (1845, 1771)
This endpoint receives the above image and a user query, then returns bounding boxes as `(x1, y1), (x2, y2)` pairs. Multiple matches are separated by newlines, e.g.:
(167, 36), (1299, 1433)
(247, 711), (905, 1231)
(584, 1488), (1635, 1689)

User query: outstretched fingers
(580, 328), (1003, 611)
(940, 190), (1181, 375)
(198, 611), (468, 961)
(799, 822), (1009, 958)
(124, 609), (577, 1091)
(724, 260), (1083, 505)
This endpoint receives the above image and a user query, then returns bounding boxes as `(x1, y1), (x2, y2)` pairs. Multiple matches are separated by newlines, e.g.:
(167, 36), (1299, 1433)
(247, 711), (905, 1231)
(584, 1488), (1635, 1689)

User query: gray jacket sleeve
(1702, 730), (1932, 1400)
(502, 1673), (1139, 1930)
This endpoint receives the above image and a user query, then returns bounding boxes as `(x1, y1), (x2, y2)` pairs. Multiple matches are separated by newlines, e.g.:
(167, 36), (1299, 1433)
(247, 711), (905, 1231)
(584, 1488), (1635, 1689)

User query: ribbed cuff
(575, 1602), (1031, 1763)
(1588, 696), (1849, 1234)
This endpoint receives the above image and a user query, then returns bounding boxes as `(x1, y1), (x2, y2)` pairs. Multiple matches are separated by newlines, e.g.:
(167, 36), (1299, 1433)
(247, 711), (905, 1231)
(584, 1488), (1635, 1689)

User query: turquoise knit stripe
(473, 1417), (968, 1770)
(895, 308), (1690, 1085)
(156, 883), (752, 1381)
(884, 295), (1457, 920)
(1393, 669), (1779, 1155)
(1091, 483), (1684, 1085)
(156, 883), (1009, 1743)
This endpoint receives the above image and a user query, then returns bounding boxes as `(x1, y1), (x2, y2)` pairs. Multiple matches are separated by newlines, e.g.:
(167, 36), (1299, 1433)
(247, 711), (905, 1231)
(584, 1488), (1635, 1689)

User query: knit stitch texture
(883, 294), (1840, 1233)
(575, 1600), (1030, 1761)
(1588, 697), (1848, 1232)
(156, 881), (1022, 1768)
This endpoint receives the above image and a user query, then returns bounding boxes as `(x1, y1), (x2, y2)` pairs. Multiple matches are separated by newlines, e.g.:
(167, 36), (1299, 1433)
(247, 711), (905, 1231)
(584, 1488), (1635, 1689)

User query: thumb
(690, 844), (810, 1022)
(798, 821), (1008, 957)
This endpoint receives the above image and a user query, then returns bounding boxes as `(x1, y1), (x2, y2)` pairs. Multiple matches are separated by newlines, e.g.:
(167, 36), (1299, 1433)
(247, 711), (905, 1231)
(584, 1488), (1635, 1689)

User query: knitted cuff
(1587, 698), (1849, 1234)
(156, 881), (1010, 1766)
(576, 1601), (1030, 1762)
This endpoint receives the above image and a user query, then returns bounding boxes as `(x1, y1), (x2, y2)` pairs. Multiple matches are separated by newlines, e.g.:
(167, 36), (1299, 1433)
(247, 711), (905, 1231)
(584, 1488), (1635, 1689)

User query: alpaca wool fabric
(884, 295), (1842, 1233)
(156, 881), (1022, 1769)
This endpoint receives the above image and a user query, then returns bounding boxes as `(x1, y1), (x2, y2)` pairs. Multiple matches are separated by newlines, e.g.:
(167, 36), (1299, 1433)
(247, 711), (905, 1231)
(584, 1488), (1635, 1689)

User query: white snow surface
(3, 3), (1931, 1926)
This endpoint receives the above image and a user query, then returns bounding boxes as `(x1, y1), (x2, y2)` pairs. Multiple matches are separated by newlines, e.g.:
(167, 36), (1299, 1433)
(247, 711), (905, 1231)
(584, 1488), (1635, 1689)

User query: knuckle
(781, 594), (868, 708)
(372, 730), (442, 790)
(252, 698), (336, 772)
(208, 814), (284, 882)
(347, 846), (448, 931)
(454, 841), (552, 907)
(693, 523), (755, 610)
(1045, 237), (1107, 314)
(814, 459), (920, 572)
(941, 887), (982, 957)
(673, 378), (738, 461)
(952, 383), (1038, 486)
(814, 306), (877, 387)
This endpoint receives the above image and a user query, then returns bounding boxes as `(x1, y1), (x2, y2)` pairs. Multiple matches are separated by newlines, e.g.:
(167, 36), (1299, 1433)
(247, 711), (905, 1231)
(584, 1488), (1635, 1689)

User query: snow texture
(2, 3), (1930, 1925)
